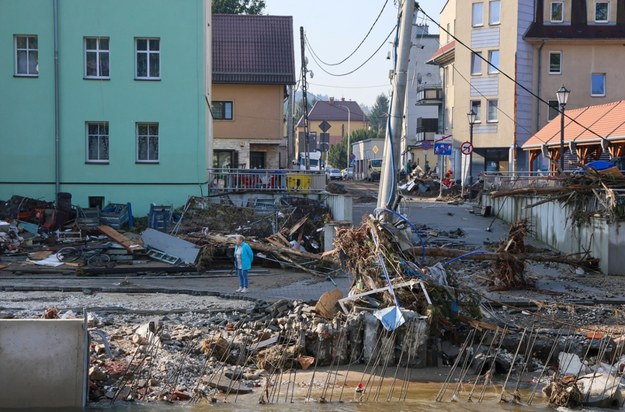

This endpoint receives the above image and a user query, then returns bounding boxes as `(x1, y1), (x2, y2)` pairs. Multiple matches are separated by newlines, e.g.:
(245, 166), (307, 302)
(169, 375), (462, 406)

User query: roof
(523, 100), (625, 149)
(297, 100), (368, 127)
(525, 0), (625, 40)
(426, 41), (455, 65)
(212, 14), (296, 85)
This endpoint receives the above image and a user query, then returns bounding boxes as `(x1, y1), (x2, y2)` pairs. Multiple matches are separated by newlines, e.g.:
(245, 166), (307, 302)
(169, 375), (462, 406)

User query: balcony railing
(481, 171), (563, 191)
(416, 84), (443, 104)
(208, 169), (327, 194)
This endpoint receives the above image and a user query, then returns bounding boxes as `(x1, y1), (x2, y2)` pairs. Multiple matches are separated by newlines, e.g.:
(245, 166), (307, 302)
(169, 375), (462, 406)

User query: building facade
(212, 14), (295, 170)
(0, 0), (210, 215)
(524, 0), (625, 170)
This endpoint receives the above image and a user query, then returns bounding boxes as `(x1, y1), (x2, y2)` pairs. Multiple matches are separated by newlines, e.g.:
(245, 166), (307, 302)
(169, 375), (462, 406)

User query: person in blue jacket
(234, 235), (253, 292)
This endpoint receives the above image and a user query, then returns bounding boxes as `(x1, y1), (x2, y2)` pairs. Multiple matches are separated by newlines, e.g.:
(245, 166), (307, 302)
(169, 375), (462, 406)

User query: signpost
(435, 135), (452, 200)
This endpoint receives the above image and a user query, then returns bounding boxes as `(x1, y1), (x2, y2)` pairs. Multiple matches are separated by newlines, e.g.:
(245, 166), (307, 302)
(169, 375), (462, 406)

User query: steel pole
(469, 123), (473, 187)
(559, 104), (565, 172)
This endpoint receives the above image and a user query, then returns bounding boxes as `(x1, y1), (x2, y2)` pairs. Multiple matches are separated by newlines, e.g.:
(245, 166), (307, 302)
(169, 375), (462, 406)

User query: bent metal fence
(207, 169), (327, 194)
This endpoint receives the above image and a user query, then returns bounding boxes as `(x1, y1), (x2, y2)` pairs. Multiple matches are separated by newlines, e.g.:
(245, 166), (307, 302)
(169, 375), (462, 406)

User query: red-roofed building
(523, 100), (625, 171)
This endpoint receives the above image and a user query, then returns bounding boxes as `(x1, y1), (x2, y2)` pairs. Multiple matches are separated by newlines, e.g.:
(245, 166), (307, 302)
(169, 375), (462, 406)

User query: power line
(417, 5), (607, 144)
(304, 0), (391, 67)
(305, 24), (397, 77)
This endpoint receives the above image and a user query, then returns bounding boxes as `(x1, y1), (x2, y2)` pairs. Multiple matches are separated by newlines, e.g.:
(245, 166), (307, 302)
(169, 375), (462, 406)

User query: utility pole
(377, 0), (416, 211)
(300, 27), (310, 170)
(286, 84), (294, 167)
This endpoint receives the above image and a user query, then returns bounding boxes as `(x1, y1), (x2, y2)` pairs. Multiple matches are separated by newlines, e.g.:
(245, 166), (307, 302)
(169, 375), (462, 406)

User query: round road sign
(422, 140), (432, 150)
(460, 141), (474, 155)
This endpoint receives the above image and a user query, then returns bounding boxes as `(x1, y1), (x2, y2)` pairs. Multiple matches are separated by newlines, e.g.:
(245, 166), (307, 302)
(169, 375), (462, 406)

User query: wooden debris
(98, 225), (145, 254)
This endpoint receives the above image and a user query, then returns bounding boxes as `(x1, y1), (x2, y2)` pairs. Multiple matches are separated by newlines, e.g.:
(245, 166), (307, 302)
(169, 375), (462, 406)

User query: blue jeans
(236, 269), (248, 288)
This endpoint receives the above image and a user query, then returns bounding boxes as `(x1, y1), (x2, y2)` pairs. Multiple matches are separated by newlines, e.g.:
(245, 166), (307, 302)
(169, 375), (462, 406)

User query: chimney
(329, 97), (334, 105)
(341, 97), (345, 101)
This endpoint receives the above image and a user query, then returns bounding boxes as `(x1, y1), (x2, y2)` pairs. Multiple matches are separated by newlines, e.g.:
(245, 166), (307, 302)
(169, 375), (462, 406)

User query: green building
(0, 0), (210, 215)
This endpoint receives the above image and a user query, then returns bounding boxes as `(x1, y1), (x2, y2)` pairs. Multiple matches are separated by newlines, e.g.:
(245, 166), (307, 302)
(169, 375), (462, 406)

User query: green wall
(0, 0), (208, 215)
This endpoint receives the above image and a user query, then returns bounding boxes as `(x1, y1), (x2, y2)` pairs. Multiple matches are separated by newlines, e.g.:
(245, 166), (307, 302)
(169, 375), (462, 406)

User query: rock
(89, 366), (107, 381)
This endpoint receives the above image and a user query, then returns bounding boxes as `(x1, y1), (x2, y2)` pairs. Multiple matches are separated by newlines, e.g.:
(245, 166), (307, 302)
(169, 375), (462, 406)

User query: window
(15, 35), (38, 76)
(548, 100), (559, 120)
(213, 101), (233, 120)
(551, 1), (563, 22)
(471, 52), (482, 75)
(488, 50), (499, 74)
(487, 99), (498, 122)
(595, 2), (609, 22)
(472, 3), (484, 26)
(86, 122), (109, 163)
(489, 1), (501, 24)
(591, 73), (606, 96)
(471, 100), (482, 122)
(136, 38), (160, 79)
(549, 51), (562, 74)
(136, 123), (159, 162)
(85, 37), (109, 79)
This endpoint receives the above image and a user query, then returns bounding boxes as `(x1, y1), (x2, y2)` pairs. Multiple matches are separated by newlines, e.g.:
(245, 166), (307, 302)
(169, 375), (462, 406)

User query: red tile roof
(212, 14), (296, 85)
(523, 100), (625, 148)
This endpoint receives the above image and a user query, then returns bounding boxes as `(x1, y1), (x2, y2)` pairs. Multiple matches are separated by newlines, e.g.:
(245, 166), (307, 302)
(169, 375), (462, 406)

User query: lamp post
(467, 109), (477, 187)
(339, 104), (351, 169)
(556, 84), (570, 172)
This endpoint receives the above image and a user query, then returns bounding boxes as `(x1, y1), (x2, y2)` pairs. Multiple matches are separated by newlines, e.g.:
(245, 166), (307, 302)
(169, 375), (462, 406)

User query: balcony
(415, 117), (438, 142)
(207, 169), (327, 194)
(416, 84), (443, 104)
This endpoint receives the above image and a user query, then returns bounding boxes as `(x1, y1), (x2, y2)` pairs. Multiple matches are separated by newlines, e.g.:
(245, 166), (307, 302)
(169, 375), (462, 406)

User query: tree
(369, 94), (389, 133)
(212, 0), (265, 14)
(327, 128), (383, 169)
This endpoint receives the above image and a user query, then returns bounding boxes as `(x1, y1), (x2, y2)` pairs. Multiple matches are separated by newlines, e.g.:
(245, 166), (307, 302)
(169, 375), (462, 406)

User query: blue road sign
(434, 142), (452, 156)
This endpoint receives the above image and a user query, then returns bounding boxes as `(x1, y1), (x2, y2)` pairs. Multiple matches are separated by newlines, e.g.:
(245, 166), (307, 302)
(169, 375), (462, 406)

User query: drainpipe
(53, 0), (61, 204)
(535, 41), (544, 132)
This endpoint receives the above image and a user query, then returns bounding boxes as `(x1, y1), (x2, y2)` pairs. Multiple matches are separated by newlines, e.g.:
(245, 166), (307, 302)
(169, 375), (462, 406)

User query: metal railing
(480, 171), (563, 191)
(207, 168), (327, 193)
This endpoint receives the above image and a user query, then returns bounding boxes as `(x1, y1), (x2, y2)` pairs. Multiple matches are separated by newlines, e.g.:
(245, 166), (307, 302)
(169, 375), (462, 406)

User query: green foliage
(369, 94), (389, 133)
(212, 0), (265, 14)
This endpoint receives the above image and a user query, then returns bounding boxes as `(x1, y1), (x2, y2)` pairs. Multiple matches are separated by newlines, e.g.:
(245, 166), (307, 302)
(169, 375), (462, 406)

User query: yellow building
(212, 14), (295, 169)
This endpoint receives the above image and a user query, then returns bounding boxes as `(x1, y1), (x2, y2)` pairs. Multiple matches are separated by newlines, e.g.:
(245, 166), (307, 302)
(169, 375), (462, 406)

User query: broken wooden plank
(98, 225), (146, 254)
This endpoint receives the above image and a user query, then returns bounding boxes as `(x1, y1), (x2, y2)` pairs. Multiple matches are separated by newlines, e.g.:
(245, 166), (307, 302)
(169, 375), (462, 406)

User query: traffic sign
(372, 145), (379, 154)
(460, 141), (474, 155)
(319, 120), (331, 133)
(434, 142), (452, 156)
(422, 140), (432, 151)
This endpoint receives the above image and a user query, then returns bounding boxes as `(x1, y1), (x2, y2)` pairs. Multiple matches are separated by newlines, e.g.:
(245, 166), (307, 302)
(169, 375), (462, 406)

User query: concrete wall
(482, 193), (625, 275)
(0, 319), (88, 408)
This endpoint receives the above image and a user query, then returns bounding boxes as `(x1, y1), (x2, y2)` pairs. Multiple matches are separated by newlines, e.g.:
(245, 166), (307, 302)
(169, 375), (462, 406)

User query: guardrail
(207, 169), (327, 194)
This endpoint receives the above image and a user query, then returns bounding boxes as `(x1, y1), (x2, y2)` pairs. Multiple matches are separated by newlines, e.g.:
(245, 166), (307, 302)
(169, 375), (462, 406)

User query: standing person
(234, 235), (253, 292)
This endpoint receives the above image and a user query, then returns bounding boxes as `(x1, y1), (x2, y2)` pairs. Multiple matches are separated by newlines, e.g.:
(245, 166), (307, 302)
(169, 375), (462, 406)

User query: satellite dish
(417, 73), (422, 84)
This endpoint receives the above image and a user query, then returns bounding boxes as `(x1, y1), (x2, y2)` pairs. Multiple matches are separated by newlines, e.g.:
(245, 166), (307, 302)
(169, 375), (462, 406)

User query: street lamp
(467, 109), (477, 187)
(339, 104), (351, 169)
(556, 84), (570, 172)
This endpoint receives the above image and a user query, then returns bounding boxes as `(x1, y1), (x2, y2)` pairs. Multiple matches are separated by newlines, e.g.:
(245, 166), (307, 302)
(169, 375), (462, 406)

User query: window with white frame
(595, 2), (609, 22)
(471, 100), (482, 122)
(15, 35), (38, 76)
(549, 51), (562, 74)
(487, 99), (498, 122)
(488, 50), (500, 74)
(489, 0), (501, 25)
(551, 1), (564, 22)
(86, 122), (109, 162)
(471, 52), (482, 75)
(472, 3), (484, 26)
(591, 73), (606, 96)
(213, 101), (233, 120)
(85, 37), (110, 79)
(136, 38), (160, 79)
(136, 123), (159, 162)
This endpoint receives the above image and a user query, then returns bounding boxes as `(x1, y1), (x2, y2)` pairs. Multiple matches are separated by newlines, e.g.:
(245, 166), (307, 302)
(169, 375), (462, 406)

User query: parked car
(325, 168), (342, 180)
(341, 167), (354, 180)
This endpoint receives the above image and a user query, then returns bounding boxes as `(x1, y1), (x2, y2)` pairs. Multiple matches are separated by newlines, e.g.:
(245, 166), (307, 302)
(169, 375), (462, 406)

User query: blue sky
(264, 0), (444, 108)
